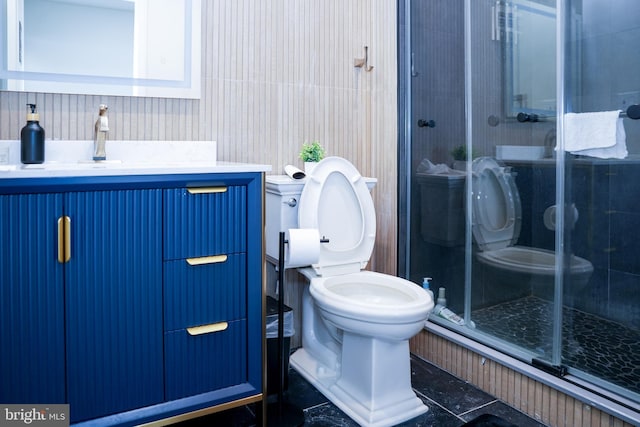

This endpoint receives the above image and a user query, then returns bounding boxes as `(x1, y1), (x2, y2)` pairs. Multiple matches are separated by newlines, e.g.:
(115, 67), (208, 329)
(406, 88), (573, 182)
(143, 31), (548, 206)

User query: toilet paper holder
(283, 232), (329, 246)
(269, 231), (328, 425)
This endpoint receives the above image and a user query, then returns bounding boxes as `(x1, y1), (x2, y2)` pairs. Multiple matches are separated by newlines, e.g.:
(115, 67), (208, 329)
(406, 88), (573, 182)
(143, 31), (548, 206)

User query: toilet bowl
(309, 270), (432, 341)
(282, 157), (434, 427)
(470, 157), (593, 295)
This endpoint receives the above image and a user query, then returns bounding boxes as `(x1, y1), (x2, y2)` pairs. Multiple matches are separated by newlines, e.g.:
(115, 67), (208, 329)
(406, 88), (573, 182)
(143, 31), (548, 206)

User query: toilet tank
(265, 176), (307, 261)
(265, 175), (377, 262)
(416, 171), (466, 247)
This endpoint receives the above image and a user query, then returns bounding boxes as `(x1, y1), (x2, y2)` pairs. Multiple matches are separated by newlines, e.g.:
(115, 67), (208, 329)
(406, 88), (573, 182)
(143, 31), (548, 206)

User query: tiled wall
(0, 0), (398, 278)
(580, 0), (640, 147)
(511, 160), (640, 329)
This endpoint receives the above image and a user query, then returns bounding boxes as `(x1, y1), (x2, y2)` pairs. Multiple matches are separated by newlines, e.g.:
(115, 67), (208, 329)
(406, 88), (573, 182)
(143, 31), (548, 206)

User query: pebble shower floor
(472, 295), (640, 396)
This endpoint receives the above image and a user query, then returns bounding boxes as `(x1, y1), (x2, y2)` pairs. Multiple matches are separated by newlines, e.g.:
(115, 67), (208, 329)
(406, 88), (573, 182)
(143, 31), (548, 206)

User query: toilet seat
(470, 157), (522, 251)
(306, 270), (433, 339)
(471, 157), (593, 277)
(298, 157), (376, 276)
(476, 246), (594, 275)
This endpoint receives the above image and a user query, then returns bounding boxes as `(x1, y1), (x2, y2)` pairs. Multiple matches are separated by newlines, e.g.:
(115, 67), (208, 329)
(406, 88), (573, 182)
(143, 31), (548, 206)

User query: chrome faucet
(93, 104), (109, 160)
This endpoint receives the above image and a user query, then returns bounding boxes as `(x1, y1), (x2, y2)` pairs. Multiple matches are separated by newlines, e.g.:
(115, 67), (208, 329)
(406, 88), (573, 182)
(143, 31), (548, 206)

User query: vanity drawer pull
(186, 255), (228, 266)
(187, 322), (228, 336)
(187, 186), (227, 194)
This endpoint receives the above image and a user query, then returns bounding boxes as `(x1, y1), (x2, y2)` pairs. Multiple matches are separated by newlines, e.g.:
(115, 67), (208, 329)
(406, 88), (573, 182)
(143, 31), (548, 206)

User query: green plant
(299, 141), (325, 162)
(451, 145), (473, 161)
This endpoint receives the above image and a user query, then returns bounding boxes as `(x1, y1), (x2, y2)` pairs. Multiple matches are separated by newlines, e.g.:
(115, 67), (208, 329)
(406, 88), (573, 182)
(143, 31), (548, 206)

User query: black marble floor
(177, 354), (546, 426)
(472, 296), (640, 396)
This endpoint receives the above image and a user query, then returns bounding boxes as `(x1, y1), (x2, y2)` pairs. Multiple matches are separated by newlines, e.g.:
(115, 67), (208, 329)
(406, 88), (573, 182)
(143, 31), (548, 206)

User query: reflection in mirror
(501, 0), (557, 118)
(0, 0), (201, 98)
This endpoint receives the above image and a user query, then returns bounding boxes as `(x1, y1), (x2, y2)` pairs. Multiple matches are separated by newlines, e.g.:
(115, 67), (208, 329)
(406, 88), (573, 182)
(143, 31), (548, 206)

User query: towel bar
(517, 105), (640, 123)
(623, 104), (640, 120)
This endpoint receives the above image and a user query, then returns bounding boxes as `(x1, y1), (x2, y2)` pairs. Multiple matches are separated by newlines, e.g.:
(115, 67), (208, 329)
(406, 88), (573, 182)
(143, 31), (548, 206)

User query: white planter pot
(452, 160), (468, 171)
(304, 161), (318, 175)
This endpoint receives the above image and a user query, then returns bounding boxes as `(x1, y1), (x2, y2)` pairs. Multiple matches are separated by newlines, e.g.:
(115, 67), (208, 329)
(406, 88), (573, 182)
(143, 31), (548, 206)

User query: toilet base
(290, 337), (428, 427)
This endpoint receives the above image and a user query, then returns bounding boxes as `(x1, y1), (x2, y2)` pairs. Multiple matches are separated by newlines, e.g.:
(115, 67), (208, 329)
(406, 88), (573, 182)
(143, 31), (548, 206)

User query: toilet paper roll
(285, 228), (321, 268)
(284, 164), (306, 180)
(543, 203), (579, 231)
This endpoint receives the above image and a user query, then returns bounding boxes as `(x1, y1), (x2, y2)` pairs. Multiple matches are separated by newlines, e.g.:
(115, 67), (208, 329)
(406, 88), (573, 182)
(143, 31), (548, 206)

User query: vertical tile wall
(0, 0), (399, 277)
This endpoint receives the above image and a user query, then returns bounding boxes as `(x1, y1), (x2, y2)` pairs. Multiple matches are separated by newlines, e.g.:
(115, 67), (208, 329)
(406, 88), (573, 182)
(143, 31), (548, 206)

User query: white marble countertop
(0, 140), (271, 178)
(0, 161), (271, 178)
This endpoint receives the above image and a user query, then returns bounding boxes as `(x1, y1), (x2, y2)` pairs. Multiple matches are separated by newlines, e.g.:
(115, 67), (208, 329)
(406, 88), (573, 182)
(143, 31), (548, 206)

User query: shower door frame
(399, 0), (640, 411)
(397, 0), (564, 367)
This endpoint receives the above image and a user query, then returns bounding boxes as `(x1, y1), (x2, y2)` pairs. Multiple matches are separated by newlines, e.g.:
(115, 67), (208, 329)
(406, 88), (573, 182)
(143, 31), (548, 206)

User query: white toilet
(266, 157), (434, 427)
(470, 157), (593, 293)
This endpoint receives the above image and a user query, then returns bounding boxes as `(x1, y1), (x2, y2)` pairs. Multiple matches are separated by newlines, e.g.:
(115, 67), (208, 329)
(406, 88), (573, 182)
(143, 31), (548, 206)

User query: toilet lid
(470, 157), (522, 251)
(298, 157), (376, 276)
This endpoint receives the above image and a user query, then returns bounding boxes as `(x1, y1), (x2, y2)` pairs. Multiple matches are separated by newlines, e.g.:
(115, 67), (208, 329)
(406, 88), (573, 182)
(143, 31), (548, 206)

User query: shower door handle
(417, 119), (435, 128)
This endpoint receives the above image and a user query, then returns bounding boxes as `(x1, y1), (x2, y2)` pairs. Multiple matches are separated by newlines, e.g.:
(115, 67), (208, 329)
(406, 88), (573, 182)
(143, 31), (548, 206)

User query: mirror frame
(0, 0), (201, 99)
(502, 0), (557, 118)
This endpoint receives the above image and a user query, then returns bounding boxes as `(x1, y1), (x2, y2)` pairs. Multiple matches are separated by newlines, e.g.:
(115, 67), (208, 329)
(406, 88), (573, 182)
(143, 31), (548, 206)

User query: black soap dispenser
(21, 103), (45, 164)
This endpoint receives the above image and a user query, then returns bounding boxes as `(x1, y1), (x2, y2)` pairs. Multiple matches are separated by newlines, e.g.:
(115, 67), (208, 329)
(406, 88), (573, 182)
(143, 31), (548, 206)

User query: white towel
(562, 110), (627, 159)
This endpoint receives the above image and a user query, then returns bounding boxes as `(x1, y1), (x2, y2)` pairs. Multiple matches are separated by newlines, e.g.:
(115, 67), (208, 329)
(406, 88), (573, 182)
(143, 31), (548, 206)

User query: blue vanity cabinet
(0, 170), (265, 426)
(0, 189), (164, 422)
(0, 193), (66, 404)
(163, 185), (257, 401)
(64, 190), (164, 422)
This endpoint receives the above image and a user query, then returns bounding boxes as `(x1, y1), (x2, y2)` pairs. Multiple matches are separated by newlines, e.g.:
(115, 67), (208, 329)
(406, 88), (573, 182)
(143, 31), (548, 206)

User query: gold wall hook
(354, 46), (374, 72)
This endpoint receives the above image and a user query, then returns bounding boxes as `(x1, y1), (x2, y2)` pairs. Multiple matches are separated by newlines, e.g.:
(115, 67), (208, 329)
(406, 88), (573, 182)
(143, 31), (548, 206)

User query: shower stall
(399, 0), (640, 416)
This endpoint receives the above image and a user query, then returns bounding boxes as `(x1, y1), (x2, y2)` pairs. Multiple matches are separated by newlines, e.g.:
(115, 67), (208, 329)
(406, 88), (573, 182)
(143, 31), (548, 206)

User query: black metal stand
(267, 232), (305, 427)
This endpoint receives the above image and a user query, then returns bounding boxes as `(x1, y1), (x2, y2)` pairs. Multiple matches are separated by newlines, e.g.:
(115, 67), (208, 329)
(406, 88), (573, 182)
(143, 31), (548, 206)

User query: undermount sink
(18, 160), (213, 171)
(0, 160), (221, 177)
(25, 160), (124, 170)
(18, 161), (124, 171)
(0, 140), (222, 175)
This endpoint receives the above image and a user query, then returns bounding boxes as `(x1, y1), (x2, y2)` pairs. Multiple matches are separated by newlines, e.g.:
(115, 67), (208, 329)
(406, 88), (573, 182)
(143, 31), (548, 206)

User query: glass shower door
(463, 0), (562, 367)
(404, 0), (640, 408)
(560, 0), (640, 401)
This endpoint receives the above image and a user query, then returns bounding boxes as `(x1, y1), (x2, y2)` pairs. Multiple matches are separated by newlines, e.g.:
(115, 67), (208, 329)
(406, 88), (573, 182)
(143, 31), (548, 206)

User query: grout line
(412, 388), (478, 420)
(302, 401), (332, 412)
(456, 399), (499, 418)
(245, 404), (256, 418)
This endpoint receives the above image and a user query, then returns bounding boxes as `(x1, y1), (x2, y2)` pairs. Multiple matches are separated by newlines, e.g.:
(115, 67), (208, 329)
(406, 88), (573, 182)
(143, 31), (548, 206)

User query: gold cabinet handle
(57, 217), (64, 263)
(57, 216), (71, 263)
(186, 255), (228, 266)
(187, 186), (227, 194)
(187, 322), (228, 336)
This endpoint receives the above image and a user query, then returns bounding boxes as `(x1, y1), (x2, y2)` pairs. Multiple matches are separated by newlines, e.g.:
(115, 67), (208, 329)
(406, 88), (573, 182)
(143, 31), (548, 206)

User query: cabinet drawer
(164, 254), (247, 331)
(164, 319), (247, 400)
(164, 186), (247, 260)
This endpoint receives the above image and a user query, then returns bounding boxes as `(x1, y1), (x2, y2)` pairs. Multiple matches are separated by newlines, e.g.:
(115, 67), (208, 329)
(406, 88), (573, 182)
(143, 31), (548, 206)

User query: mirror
(501, 0), (557, 117)
(0, 0), (201, 98)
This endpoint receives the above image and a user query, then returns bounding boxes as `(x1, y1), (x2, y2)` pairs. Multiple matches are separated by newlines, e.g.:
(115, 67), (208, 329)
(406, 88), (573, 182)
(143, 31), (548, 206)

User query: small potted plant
(299, 141), (325, 174)
(451, 144), (473, 170)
